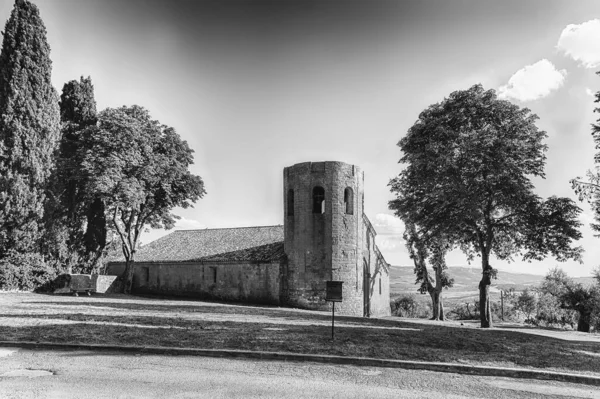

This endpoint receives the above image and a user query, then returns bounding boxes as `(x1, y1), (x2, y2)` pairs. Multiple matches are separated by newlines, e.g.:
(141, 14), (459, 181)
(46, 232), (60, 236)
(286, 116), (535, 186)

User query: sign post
(325, 281), (343, 340)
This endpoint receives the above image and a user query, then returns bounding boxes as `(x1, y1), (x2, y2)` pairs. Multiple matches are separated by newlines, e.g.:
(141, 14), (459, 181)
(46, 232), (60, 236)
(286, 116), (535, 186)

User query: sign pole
(325, 280), (343, 342)
(332, 301), (335, 340)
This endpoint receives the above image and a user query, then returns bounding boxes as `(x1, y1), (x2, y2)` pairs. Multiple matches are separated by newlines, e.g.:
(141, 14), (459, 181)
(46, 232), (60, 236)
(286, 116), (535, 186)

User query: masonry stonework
(282, 161), (389, 317)
(106, 261), (280, 304)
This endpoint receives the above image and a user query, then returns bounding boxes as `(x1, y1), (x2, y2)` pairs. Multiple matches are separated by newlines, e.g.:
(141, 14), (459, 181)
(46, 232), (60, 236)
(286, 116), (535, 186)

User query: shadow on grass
(24, 299), (407, 328)
(1, 312), (600, 375)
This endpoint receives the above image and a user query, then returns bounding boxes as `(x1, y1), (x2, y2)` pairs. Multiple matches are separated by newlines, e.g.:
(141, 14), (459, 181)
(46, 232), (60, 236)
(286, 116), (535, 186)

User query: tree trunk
(479, 256), (493, 328)
(430, 291), (439, 320)
(577, 311), (591, 333)
(430, 291), (445, 321)
(123, 258), (135, 294)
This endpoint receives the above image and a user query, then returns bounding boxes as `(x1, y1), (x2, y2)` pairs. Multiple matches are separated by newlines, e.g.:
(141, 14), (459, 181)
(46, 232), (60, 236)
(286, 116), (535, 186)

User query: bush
(0, 250), (58, 291)
(447, 301), (479, 320)
(514, 289), (537, 322)
(391, 294), (430, 318)
(534, 292), (577, 329)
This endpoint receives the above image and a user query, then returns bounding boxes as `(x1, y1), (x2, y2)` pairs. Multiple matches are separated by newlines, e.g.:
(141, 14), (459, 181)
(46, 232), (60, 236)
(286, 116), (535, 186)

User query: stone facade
(106, 160), (391, 318)
(282, 161), (389, 317)
(106, 260), (280, 303)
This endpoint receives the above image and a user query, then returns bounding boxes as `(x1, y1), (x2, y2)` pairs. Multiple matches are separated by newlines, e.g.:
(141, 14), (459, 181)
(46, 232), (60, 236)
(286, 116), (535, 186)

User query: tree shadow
(0, 319), (599, 375)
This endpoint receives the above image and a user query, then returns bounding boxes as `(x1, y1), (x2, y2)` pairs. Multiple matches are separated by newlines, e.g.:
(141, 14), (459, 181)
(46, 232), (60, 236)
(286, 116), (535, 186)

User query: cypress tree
(46, 76), (106, 272)
(0, 0), (61, 256)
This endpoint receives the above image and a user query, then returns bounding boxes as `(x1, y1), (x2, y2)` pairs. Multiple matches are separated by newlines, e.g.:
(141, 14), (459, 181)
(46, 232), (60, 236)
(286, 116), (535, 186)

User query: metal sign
(325, 281), (343, 302)
(325, 281), (343, 341)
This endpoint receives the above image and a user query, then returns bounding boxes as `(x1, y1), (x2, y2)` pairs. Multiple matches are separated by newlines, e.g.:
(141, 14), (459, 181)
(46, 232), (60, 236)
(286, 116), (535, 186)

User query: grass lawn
(1, 292), (599, 376)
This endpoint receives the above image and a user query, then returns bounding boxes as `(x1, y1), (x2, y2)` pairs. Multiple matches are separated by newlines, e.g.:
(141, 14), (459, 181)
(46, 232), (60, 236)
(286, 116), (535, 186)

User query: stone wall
(105, 261), (280, 304)
(92, 275), (121, 294)
(361, 216), (391, 317)
(283, 161), (366, 315)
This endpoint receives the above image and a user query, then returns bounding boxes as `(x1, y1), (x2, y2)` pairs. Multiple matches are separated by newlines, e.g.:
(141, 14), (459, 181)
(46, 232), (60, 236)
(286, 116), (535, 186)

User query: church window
(344, 187), (354, 215)
(313, 186), (325, 214)
(287, 189), (294, 216)
(379, 277), (382, 295)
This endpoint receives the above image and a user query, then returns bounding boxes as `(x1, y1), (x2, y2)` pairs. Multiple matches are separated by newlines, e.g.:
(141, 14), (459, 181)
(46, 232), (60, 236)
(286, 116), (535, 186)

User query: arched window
(287, 189), (294, 216)
(344, 187), (354, 215)
(313, 186), (325, 214)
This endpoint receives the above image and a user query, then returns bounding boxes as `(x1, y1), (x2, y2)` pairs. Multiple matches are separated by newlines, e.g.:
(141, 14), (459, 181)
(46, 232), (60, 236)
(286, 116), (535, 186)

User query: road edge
(1, 341), (599, 386)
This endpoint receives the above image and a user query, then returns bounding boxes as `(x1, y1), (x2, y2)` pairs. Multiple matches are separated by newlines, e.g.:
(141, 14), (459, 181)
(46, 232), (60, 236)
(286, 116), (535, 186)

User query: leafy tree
(0, 0), (60, 257)
(78, 106), (206, 293)
(403, 221), (453, 320)
(389, 84), (583, 328)
(540, 267), (600, 332)
(515, 288), (537, 322)
(571, 71), (600, 236)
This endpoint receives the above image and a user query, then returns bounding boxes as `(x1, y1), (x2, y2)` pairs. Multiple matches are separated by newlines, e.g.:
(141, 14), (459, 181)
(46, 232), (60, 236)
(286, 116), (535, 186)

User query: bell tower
(281, 161), (366, 315)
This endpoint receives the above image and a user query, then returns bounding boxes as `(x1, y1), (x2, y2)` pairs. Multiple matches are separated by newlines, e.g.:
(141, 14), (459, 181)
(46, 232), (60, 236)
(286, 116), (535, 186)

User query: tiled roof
(111, 225), (284, 263)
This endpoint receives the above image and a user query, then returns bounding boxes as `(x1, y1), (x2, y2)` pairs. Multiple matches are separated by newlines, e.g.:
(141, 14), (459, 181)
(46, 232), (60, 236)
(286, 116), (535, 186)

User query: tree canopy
(78, 105), (206, 292)
(44, 77), (102, 271)
(571, 71), (600, 236)
(389, 84), (583, 328)
(0, 0), (60, 256)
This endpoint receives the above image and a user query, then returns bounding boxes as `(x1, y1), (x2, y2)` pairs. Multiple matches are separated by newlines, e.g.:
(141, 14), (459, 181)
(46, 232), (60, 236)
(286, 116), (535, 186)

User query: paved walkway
(1, 340), (599, 386)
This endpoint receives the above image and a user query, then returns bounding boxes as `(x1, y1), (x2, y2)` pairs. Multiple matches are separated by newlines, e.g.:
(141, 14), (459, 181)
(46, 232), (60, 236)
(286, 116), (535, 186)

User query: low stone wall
(52, 274), (122, 294)
(106, 261), (281, 304)
(92, 275), (121, 293)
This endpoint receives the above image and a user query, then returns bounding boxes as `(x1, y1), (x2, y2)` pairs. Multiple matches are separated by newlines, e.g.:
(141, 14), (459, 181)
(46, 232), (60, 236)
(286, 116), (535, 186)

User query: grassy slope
(1, 293), (599, 376)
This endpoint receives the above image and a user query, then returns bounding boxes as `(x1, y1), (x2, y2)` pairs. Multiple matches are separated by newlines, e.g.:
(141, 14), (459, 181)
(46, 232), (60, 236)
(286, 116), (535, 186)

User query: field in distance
(390, 266), (596, 298)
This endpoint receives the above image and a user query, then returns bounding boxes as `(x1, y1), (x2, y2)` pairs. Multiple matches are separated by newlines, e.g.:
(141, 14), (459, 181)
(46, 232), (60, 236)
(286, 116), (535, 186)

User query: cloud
(173, 217), (205, 230)
(373, 213), (404, 235)
(586, 88), (596, 97)
(557, 19), (600, 68)
(498, 59), (566, 102)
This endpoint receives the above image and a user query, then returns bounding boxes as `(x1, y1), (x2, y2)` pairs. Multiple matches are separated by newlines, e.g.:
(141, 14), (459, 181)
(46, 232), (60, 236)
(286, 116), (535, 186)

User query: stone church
(107, 161), (390, 317)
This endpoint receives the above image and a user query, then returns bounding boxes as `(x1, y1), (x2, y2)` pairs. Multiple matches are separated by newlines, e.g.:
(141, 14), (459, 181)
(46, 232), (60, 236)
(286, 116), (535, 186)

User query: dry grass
(1, 292), (599, 376)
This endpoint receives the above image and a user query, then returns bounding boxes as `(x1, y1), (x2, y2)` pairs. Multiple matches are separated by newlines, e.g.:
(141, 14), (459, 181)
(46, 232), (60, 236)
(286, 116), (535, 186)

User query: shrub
(447, 301), (479, 320)
(534, 292), (577, 329)
(391, 294), (430, 318)
(0, 250), (58, 291)
(514, 289), (537, 322)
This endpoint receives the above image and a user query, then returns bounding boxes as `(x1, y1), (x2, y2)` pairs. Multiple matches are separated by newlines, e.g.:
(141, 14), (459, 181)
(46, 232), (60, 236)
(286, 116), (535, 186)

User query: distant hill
(390, 266), (596, 295)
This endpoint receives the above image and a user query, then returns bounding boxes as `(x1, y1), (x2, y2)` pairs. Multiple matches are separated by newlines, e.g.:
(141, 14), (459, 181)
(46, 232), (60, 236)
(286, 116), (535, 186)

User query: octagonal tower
(282, 161), (366, 315)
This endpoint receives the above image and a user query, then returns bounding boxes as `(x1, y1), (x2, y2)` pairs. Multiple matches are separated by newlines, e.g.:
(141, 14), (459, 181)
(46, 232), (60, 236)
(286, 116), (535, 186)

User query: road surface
(0, 347), (597, 398)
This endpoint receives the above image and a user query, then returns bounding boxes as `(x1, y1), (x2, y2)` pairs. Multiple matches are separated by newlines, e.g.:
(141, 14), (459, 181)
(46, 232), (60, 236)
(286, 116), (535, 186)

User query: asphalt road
(0, 347), (598, 398)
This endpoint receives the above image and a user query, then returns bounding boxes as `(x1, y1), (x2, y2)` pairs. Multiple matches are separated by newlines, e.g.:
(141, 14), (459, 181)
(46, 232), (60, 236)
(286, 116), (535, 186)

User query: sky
(1, 0), (599, 276)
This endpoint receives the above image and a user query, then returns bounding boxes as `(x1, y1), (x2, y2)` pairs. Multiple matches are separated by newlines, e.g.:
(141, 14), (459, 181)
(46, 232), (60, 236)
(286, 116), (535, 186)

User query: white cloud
(557, 19), (600, 68)
(373, 213), (404, 234)
(375, 237), (399, 250)
(498, 59), (566, 102)
(586, 88), (596, 97)
(173, 217), (205, 230)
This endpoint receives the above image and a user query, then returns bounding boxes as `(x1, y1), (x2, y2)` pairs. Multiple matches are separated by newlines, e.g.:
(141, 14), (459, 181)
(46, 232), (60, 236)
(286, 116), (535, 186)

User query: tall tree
(79, 106), (206, 293)
(389, 84), (583, 328)
(571, 71), (600, 236)
(540, 267), (600, 332)
(403, 222), (453, 320)
(0, 0), (60, 257)
(45, 77), (104, 272)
